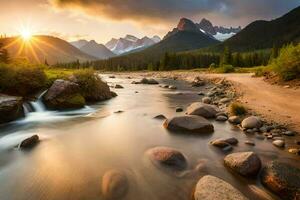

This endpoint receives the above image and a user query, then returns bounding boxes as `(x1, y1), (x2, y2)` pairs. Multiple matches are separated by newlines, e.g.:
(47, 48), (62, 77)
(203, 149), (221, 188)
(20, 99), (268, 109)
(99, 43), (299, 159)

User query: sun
(20, 29), (32, 41)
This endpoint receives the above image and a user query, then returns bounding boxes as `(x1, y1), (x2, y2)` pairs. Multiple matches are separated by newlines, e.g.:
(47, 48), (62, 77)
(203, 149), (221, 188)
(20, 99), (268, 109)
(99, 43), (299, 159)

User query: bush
(229, 102), (247, 116)
(72, 69), (115, 102)
(216, 65), (235, 73)
(270, 44), (300, 81)
(0, 62), (47, 96)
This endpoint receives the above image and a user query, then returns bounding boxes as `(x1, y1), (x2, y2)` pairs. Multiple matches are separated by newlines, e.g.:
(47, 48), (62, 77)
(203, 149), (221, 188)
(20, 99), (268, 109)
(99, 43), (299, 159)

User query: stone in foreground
(241, 116), (262, 129)
(147, 147), (187, 170)
(260, 161), (300, 200)
(102, 170), (129, 199)
(20, 135), (39, 149)
(224, 152), (261, 176)
(0, 94), (24, 124)
(194, 175), (248, 200)
(163, 115), (214, 134)
(187, 102), (219, 118)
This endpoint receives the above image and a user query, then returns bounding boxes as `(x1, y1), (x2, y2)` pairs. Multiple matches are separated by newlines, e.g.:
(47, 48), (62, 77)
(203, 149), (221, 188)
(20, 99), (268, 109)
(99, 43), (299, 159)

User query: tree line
(0, 43), (9, 63)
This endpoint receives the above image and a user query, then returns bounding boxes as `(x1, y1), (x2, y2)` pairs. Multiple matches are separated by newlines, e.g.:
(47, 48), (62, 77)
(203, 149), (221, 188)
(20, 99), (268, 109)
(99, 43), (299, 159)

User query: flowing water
(0, 75), (299, 200)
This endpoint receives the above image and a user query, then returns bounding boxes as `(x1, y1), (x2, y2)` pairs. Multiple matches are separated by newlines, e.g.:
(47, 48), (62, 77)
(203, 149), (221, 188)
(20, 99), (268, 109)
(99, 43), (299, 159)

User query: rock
(210, 139), (230, 148)
(198, 92), (205, 96)
(296, 140), (300, 145)
(223, 145), (233, 152)
(202, 97), (212, 104)
(194, 175), (248, 200)
(20, 135), (39, 149)
(284, 131), (296, 136)
(154, 114), (167, 120)
(102, 170), (129, 199)
(114, 110), (124, 114)
(216, 115), (228, 122)
(220, 98), (231, 104)
(163, 115), (214, 134)
(147, 147), (187, 170)
(245, 141), (255, 146)
(241, 116), (262, 129)
(43, 80), (85, 110)
(0, 94), (24, 124)
(109, 75), (116, 78)
(114, 84), (124, 89)
(191, 77), (205, 87)
(224, 152), (261, 176)
(228, 116), (242, 124)
(225, 137), (239, 145)
(176, 107), (183, 112)
(272, 140), (285, 148)
(187, 102), (219, 118)
(131, 81), (140, 84)
(261, 161), (300, 200)
(288, 148), (300, 155)
(168, 85), (177, 89)
(140, 78), (158, 85)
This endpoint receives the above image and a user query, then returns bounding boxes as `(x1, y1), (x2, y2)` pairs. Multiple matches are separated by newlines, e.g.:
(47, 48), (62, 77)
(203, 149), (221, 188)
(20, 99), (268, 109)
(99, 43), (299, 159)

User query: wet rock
(147, 147), (187, 170)
(260, 161), (300, 200)
(198, 92), (205, 96)
(241, 116), (262, 129)
(223, 145), (233, 152)
(43, 80), (85, 110)
(202, 97), (212, 104)
(20, 135), (39, 149)
(0, 94), (24, 124)
(109, 75), (116, 78)
(114, 84), (124, 89)
(288, 148), (300, 155)
(272, 140), (285, 148)
(102, 170), (129, 199)
(284, 131), (296, 136)
(245, 141), (255, 146)
(225, 137), (239, 145)
(154, 114), (166, 120)
(163, 115), (214, 134)
(168, 85), (177, 89)
(191, 77), (205, 87)
(224, 152), (261, 176)
(210, 139), (231, 148)
(228, 116), (242, 124)
(187, 102), (219, 118)
(194, 175), (248, 200)
(140, 78), (159, 85)
(216, 115), (228, 122)
(176, 107), (183, 112)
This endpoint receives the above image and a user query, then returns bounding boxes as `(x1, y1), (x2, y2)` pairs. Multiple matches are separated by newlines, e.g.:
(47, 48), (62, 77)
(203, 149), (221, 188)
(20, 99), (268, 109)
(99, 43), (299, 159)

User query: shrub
(216, 65), (235, 73)
(0, 62), (47, 96)
(229, 102), (247, 116)
(72, 69), (115, 102)
(270, 44), (300, 81)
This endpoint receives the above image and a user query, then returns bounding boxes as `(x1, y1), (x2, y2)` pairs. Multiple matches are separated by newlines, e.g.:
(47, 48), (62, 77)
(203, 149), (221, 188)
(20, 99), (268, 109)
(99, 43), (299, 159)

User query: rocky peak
(177, 18), (199, 32)
(198, 18), (216, 35)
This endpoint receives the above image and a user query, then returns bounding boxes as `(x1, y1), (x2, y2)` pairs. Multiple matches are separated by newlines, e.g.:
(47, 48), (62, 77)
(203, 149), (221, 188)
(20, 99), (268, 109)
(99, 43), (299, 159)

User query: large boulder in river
(194, 175), (248, 200)
(43, 79), (85, 110)
(163, 115), (214, 134)
(102, 170), (129, 199)
(187, 103), (219, 118)
(20, 135), (39, 149)
(224, 152), (261, 176)
(147, 147), (187, 170)
(0, 94), (24, 124)
(241, 116), (262, 129)
(140, 78), (159, 85)
(260, 161), (300, 200)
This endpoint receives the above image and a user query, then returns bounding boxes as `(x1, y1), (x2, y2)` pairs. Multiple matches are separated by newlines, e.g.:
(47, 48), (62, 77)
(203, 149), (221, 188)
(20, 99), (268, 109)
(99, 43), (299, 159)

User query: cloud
(50, 0), (300, 26)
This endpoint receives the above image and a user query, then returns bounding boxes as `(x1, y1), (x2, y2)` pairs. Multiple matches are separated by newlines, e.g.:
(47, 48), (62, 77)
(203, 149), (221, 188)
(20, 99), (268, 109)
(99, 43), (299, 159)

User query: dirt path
(118, 71), (300, 132)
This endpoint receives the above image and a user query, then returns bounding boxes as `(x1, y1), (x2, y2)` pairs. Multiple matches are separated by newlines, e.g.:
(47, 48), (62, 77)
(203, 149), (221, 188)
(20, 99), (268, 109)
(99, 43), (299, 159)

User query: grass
(229, 102), (247, 116)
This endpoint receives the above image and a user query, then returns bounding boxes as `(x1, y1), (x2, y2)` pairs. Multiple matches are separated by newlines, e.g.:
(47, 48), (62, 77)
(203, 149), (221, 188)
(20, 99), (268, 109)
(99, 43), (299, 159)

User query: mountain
(219, 6), (300, 51)
(197, 18), (241, 41)
(70, 39), (89, 49)
(79, 40), (115, 59)
(0, 35), (96, 64)
(105, 34), (161, 55)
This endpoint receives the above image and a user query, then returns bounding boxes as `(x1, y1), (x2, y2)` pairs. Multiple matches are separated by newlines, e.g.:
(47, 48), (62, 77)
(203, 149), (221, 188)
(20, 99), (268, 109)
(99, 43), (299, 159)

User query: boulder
(187, 103), (219, 118)
(228, 116), (242, 124)
(163, 115), (214, 134)
(147, 147), (187, 170)
(225, 137), (239, 145)
(272, 140), (285, 148)
(210, 139), (230, 148)
(224, 152), (261, 176)
(43, 80), (85, 110)
(102, 170), (129, 199)
(140, 78), (158, 85)
(20, 135), (39, 149)
(260, 161), (300, 200)
(202, 97), (212, 104)
(216, 115), (228, 121)
(0, 94), (24, 124)
(194, 175), (248, 200)
(241, 116), (262, 129)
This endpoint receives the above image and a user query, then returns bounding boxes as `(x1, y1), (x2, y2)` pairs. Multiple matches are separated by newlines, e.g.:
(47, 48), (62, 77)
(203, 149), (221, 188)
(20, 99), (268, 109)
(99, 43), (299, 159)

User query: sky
(0, 0), (299, 44)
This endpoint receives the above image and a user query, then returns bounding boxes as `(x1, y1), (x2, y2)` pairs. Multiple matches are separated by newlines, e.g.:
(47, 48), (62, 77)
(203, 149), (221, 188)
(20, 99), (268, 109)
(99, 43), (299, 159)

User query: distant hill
(0, 35), (95, 64)
(78, 40), (115, 59)
(218, 6), (300, 51)
(70, 39), (89, 49)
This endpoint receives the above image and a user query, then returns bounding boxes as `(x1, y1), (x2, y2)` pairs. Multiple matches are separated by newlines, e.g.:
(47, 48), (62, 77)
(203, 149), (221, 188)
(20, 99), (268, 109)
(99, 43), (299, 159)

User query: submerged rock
(163, 115), (214, 134)
(20, 135), (39, 149)
(241, 116), (262, 129)
(260, 161), (300, 200)
(102, 170), (129, 199)
(43, 80), (85, 110)
(187, 102), (219, 118)
(147, 147), (187, 170)
(224, 152), (261, 176)
(194, 175), (248, 200)
(0, 94), (24, 124)
(154, 114), (167, 120)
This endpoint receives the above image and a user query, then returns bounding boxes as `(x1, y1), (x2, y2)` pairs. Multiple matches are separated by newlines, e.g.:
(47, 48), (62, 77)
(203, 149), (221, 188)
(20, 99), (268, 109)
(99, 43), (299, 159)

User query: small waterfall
(27, 90), (47, 113)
